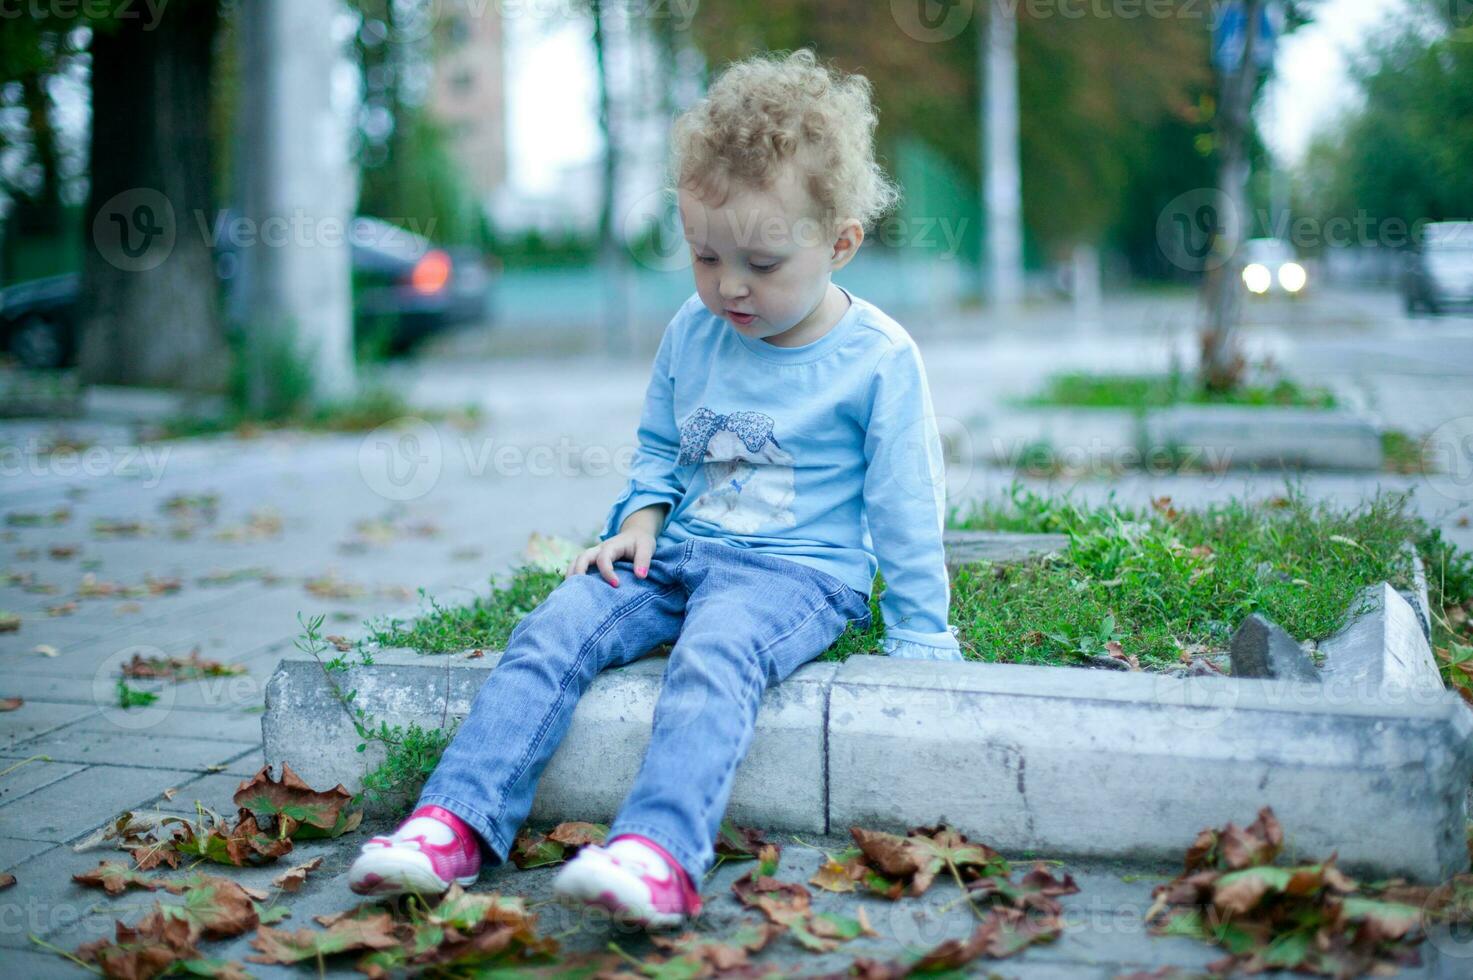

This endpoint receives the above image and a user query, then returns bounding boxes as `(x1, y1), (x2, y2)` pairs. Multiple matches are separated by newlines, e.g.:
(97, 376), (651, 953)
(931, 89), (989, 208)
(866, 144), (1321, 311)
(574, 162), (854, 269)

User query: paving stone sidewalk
(3, 294), (1472, 975)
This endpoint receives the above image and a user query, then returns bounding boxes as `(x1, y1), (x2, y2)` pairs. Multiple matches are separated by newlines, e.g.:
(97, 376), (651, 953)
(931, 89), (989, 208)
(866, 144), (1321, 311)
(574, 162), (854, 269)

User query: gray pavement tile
(0, 835), (138, 949)
(11, 730), (256, 773)
(0, 702), (98, 752)
(0, 764), (195, 844)
(68, 705), (264, 744)
(222, 747), (265, 777)
(0, 758), (86, 808)
(0, 837), (54, 872)
(0, 945), (88, 978)
(154, 771), (253, 815)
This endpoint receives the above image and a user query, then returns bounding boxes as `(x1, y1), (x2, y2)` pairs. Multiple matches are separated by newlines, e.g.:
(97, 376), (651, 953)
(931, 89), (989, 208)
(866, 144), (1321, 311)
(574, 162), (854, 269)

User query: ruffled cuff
(880, 625), (964, 661)
(600, 488), (678, 542)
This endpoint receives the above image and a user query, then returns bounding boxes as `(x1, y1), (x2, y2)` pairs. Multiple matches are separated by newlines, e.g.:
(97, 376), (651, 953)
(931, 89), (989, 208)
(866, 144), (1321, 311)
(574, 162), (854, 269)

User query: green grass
(951, 481), (1469, 672)
(365, 482), (1472, 680)
(152, 387), (481, 440)
(1015, 371), (1337, 411)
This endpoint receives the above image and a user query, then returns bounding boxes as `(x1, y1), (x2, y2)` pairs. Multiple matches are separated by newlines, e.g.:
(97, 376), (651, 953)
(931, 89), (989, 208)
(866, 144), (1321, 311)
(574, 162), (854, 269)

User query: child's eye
(751, 263), (778, 274)
(696, 255), (718, 265)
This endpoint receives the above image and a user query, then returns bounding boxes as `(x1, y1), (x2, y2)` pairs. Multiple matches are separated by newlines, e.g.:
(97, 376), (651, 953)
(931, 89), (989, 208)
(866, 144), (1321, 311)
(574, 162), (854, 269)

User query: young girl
(347, 47), (962, 929)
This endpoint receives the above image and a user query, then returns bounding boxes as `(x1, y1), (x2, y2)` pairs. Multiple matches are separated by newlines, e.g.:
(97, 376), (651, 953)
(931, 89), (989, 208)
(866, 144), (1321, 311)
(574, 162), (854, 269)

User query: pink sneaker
(551, 834), (702, 929)
(348, 804), (481, 896)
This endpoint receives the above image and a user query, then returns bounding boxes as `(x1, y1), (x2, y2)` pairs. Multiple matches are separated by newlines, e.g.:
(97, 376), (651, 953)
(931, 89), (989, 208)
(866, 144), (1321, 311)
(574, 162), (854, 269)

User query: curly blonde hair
(668, 48), (901, 240)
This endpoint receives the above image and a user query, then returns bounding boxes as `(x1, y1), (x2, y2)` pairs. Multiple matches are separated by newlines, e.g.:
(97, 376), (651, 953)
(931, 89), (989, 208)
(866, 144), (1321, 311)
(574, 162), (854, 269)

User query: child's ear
(832, 219), (864, 266)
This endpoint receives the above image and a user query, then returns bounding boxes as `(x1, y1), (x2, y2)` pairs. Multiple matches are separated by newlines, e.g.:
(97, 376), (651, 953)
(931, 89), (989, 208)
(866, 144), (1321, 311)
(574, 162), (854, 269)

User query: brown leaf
(72, 861), (162, 896)
(1218, 806), (1283, 870)
(715, 820), (772, 859)
(233, 762), (353, 836)
(0, 697), (21, 711)
(76, 904), (200, 980)
(272, 856), (324, 893)
(731, 871), (812, 928)
(849, 826), (920, 878)
(158, 874), (261, 940)
(545, 821), (608, 849)
(650, 922), (780, 973)
(247, 911), (401, 964)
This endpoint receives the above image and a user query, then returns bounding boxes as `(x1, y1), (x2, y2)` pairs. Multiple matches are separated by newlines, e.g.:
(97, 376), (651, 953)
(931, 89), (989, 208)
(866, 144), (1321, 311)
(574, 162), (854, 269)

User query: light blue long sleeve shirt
(598, 285), (962, 660)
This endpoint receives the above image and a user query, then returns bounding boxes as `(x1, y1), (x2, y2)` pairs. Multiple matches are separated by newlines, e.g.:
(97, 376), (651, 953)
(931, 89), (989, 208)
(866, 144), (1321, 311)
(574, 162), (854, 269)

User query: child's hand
(565, 530), (657, 588)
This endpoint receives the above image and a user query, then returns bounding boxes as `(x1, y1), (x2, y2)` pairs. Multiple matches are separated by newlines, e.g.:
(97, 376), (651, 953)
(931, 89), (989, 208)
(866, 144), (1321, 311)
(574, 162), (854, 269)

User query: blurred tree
(677, 0), (1209, 272)
(351, 0), (485, 248)
(82, 1), (227, 389)
(1199, 0), (1318, 392)
(1303, 2), (1473, 229)
(1, 1), (227, 388)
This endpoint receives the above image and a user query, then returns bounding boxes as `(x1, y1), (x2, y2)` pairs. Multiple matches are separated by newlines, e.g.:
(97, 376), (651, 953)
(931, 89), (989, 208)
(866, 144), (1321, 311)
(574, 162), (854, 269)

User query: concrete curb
(1142, 406), (1383, 471)
(1320, 582), (1445, 699)
(264, 633), (1473, 883)
(826, 655), (1471, 883)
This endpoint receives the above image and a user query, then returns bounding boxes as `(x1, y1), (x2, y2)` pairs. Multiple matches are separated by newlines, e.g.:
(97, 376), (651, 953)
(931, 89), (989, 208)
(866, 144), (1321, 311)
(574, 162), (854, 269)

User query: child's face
(679, 166), (862, 346)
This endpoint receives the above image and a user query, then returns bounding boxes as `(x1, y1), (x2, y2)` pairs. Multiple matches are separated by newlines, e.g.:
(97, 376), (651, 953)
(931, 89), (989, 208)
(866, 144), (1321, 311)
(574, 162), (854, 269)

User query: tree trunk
(0, 63), (65, 282)
(236, 0), (356, 411)
(590, 0), (632, 357)
(1199, 0), (1263, 392)
(78, 0), (227, 391)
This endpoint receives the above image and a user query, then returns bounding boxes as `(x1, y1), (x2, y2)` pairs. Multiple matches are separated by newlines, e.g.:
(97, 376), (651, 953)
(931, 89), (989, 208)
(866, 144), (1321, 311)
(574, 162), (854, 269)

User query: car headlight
(1278, 262), (1307, 293)
(1242, 263), (1272, 294)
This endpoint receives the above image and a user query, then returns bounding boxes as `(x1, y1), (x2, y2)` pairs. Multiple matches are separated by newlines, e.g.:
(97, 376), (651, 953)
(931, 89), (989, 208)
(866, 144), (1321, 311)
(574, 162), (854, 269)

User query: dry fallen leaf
(72, 860), (163, 896)
(272, 856), (324, 893)
(233, 763), (356, 836)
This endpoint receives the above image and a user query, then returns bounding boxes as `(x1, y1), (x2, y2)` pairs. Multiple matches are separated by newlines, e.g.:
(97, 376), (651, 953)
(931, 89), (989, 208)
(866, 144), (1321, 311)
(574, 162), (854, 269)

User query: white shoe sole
(348, 846), (478, 896)
(551, 849), (687, 930)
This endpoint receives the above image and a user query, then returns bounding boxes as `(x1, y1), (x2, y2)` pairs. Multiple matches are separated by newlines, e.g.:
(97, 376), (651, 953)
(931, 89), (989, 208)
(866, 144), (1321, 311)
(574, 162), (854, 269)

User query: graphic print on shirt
(677, 407), (796, 534)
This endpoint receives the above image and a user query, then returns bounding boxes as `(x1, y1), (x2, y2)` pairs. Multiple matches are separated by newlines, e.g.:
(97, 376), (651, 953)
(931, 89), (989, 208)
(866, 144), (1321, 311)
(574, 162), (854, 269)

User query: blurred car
(0, 215), (494, 369)
(1239, 238), (1309, 297)
(1403, 221), (1473, 316)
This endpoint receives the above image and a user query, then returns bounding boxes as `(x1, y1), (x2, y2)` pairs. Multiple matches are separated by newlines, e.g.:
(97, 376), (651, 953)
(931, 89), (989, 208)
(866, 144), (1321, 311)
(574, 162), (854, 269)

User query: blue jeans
(417, 534), (872, 882)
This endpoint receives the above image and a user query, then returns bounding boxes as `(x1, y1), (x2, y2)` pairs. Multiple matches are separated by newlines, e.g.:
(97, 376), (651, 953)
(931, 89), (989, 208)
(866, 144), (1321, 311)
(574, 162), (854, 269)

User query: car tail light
(410, 249), (452, 295)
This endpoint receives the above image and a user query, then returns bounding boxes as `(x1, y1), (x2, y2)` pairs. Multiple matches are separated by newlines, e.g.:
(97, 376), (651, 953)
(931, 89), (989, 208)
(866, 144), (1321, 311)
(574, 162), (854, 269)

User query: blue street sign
(1213, 0), (1279, 73)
